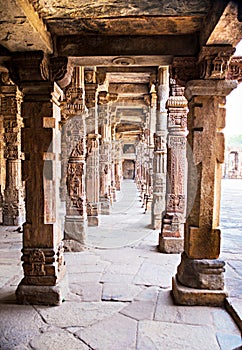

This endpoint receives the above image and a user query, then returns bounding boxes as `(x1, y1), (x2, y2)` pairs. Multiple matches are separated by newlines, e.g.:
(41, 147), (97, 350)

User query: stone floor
(0, 179), (242, 350)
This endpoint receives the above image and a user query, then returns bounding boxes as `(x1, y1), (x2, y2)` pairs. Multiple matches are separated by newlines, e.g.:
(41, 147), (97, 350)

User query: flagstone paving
(0, 179), (241, 349)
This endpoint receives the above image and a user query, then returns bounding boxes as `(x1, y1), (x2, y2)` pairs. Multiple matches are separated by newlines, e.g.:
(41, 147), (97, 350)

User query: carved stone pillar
(151, 66), (169, 229)
(0, 74), (25, 226)
(159, 80), (188, 253)
(172, 46), (237, 306)
(8, 52), (69, 305)
(114, 139), (123, 191)
(99, 93), (112, 215)
(62, 67), (88, 251)
(84, 68), (102, 224)
(86, 133), (100, 226)
(0, 110), (4, 222)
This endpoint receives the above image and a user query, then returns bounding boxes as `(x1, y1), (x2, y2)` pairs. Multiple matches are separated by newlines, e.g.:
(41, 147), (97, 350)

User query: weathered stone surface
(133, 259), (178, 288)
(36, 301), (125, 328)
(100, 273), (134, 284)
(68, 282), (102, 301)
(212, 308), (241, 334)
(216, 332), (242, 350)
(137, 321), (220, 350)
(120, 299), (156, 320)
(0, 304), (44, 349)
(0, 0), (53, 52)
(155, 289), (215, 325)
(102, 283), (143, 301)
(16, 275), (69, 306)
(30, 329), (89, 350)
(177, 252), (225, 290)
(76, 313), (137, 350)
(159, 237), (184, 254)
(68, 272), (102, 284)
(64, 251), (101, 266)
(172, 276), (227, 306)
(225, 297), (242, 332)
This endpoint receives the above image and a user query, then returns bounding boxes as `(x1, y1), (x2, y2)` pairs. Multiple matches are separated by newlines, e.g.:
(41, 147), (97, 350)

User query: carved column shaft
(86, 133), (100, 226)
(151, 66), (169, 229)
(159, 81), (188, 253)
(20, 82), (66, 304)
(0, 111), (4, 220)
(7, 52), (71, 305)
(172, 45), (237, 306)
(62, 67), (88, 250)
(0, 79), (25, 226)
(99, 101), (112, 214)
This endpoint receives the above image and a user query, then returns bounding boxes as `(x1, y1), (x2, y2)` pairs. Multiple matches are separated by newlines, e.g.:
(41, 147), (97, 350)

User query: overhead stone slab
(0, 0), (53, 52)
(30, 0), (212, 19)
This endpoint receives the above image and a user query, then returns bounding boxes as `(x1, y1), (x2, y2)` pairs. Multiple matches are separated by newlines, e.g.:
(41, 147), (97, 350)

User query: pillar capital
(185, 79), (238, 100)
(7, 51), (72, 96)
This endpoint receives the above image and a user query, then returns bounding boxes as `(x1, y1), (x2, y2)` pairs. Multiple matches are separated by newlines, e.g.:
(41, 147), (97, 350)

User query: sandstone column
(99, 92), (112, 214)
(62, 67), (88, 250)
(84, 68), (101, 225)
(0, 73), (25, 226)
(8, 52), (69, 305)
(0, 108), (4, 221)
(151, 66), (169, 229)
(172, 46), (237, 306)
(86, 133), (100, 226)
(159, 80), (188, 253)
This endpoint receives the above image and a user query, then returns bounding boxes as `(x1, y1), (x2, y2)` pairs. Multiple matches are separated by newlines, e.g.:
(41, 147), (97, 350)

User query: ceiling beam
(201, 0), (242, 47)
(57, 34), (199, 57)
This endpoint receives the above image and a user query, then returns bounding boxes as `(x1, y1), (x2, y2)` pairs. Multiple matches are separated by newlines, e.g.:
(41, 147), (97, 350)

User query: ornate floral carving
(167, 194), (185, 212)
(227, 56), (242, 82)
(199, 46), (235, 80)
(168, 136), (186, 149)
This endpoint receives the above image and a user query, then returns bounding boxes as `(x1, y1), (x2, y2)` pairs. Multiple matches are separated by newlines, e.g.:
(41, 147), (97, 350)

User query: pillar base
(159, 236), (184, 254)
(100, 200), (111, 215)
(151, 217), (162, 230)
(16, 274), (69, 306)
(64, 215), (87, 251)
(172, 276), (227, 306)
(88, 215), (100, 226)
(3, 209), (25, 226)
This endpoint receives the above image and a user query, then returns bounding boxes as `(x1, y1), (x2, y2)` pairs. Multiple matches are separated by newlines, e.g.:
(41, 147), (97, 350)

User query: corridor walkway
(0, 180), (242, 349)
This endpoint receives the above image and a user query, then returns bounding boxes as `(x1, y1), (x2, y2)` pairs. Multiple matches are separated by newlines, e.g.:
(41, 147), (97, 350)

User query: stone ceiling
(1, 0), (242, 142)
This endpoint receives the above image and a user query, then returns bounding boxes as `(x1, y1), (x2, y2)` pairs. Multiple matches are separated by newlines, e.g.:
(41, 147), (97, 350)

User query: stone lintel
(159, 236), (184, 254)
(185, 79), (238, 100)
(57, 34), (199, 57)
(16, 274), (69, 306)
(172, 276), (227, 307)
